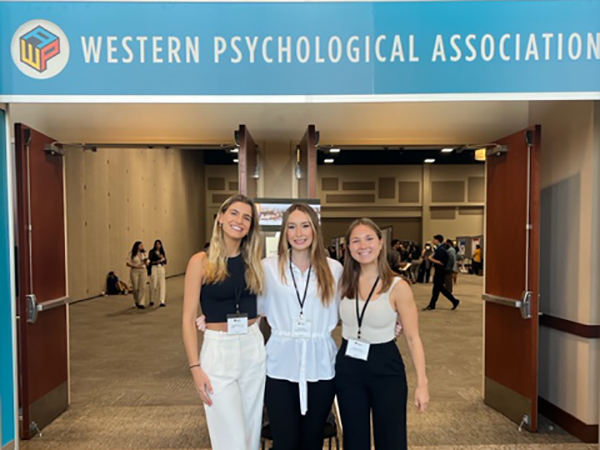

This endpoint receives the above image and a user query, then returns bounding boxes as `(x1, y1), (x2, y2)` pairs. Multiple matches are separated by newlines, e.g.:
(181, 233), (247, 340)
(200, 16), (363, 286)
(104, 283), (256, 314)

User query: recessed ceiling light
(233, 158), (239, 163)
(441, 148), (454, 153)
(424, 158), (435, 164)
(324, 158), (334, 164)
(329, 148), (341, 153)
(231, 148), (239, 153)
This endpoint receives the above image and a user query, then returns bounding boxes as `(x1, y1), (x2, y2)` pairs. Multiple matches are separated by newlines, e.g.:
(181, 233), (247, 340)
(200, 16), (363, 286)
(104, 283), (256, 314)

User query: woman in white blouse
(260, 203), (342, 450)
(197, 203), (342, 450)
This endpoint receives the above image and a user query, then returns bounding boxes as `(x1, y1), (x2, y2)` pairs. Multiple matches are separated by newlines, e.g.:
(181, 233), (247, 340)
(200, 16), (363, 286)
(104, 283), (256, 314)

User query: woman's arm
(125, 253), (140, 269)
(392, 279), (430, 412)
(182, 252), (213, 406)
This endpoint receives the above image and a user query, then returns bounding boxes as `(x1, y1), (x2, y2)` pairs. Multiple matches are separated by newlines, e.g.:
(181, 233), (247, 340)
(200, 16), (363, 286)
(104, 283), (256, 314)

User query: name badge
(345, 339), (370, 361)
(227, 313), (249, 335)
(292, 317), (312, 339)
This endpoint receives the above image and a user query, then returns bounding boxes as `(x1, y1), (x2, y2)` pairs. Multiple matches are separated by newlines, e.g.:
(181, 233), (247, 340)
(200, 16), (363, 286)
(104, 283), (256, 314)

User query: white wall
(530, 100), (600, 426)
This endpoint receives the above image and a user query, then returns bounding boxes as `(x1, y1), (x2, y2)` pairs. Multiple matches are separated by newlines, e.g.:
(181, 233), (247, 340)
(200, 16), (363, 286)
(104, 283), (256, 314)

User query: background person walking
(126, 241), (148, 309)
(423, 235), (460, 311)
(149, 239), (168, 307)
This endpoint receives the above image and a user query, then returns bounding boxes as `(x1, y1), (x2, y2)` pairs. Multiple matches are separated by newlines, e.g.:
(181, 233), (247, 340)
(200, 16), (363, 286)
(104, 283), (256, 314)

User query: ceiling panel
(9, 101), (529, 146)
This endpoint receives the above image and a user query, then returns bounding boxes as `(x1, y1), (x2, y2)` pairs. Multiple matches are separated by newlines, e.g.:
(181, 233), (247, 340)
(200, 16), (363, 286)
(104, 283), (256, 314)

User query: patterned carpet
(20, 274), (596, 450)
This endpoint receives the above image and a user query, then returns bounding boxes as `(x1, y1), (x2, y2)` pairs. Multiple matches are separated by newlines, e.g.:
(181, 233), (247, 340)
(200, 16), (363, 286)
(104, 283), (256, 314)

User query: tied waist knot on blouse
(259, 256), (343, 415)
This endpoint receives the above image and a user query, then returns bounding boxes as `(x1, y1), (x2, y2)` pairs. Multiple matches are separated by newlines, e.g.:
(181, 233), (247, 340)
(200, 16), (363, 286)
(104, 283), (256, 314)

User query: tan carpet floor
(20, 274), (596, 450)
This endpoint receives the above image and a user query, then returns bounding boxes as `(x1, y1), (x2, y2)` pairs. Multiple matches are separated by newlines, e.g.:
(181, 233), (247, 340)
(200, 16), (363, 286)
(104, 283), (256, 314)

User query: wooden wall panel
(65, 147), (205, 300)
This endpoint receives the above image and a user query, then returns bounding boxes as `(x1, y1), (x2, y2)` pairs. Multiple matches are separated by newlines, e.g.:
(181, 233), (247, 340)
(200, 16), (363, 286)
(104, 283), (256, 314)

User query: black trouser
(265, 377), (335, 450)
(443, 271), (454, 293)
(428, 274), (458, 308)
(418, 263), (431, 283)
(335, 339), (408, 450)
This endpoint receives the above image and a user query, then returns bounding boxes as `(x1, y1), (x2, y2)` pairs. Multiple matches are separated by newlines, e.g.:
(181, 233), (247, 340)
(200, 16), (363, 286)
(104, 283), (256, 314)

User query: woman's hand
(395, 321), (403, 336)
(195, 315), (207, 331)
(191, 367), (213, 406)
(415, 384), (429, 412)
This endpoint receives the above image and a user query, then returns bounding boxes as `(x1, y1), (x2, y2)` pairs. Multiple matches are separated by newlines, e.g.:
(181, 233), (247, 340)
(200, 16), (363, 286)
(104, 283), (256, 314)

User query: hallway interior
(20, 274), (595, 450)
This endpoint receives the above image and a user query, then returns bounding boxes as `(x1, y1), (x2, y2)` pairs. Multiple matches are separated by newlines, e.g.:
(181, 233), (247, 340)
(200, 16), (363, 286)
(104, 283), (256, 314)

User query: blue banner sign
(0, 1), (599, 98)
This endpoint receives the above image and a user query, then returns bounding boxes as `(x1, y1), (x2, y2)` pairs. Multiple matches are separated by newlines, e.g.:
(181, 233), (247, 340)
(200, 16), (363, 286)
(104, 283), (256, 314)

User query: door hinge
(526, 224), (533, 230)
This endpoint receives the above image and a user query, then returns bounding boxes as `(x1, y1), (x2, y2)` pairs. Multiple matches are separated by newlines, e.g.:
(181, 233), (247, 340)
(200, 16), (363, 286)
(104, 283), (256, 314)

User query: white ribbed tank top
(340, 277), (401, 344)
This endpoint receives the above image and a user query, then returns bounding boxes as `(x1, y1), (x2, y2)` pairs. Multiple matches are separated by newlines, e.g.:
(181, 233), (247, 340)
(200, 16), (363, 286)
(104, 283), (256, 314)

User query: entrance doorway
(6, 100), (598, 449)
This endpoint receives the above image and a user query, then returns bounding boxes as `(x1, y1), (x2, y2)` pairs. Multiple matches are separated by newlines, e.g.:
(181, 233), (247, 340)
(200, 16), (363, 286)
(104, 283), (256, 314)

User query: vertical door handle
(520, 291), (532, 319)
(26, 294), (38, 323)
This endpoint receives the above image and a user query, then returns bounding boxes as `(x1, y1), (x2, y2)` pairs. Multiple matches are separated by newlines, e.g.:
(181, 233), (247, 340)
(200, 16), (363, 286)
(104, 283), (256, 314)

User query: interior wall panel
(65, 147), (205, 300)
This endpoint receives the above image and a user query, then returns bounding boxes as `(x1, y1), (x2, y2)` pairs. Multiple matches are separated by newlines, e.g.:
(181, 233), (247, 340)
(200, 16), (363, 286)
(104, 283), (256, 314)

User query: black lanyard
(289, 252), (311, 318)
(355, 276), (380, 340)
(234, 282), (242, 314)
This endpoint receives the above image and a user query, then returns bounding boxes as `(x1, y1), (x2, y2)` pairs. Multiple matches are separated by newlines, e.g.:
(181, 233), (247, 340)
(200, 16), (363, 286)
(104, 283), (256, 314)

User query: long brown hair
(277, 204), (335, 306)
(340, 218), (395, 299)
(203, 194), (264, 294)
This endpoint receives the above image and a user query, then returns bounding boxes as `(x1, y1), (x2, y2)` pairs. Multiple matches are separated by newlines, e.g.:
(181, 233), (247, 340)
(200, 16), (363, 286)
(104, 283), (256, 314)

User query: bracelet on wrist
(189, 363), (201, 370)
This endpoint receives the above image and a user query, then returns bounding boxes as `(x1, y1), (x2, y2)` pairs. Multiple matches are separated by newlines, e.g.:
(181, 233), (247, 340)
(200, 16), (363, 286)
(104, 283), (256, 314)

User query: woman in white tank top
(335, 218), (429, 450)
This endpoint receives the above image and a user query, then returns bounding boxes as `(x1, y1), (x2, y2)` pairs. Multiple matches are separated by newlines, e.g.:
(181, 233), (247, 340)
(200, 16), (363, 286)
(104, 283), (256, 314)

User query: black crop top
(200, 254), (257, 323)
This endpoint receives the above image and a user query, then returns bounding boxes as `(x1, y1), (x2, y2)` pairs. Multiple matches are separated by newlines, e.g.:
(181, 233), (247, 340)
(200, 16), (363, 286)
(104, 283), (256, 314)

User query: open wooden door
(483, 125), (541, 432)
(14, 124), (68, 438)
(237, 125), (258, 198)
(297, 125), (317, 198)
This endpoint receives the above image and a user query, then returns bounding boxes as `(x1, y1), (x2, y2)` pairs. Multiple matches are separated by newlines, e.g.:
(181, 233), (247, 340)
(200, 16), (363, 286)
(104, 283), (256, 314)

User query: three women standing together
(182, 194), (429, 450)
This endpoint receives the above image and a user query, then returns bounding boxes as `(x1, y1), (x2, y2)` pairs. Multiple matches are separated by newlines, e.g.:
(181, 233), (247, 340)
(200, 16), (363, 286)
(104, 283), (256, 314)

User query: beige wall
(317, 163), (485, 244)
(203, 165), (238, 244)
(322, 217), (421, 245)
(262, 141), (295, 198)
(66, 147), (205, 300)
(530, 100), (600, 426)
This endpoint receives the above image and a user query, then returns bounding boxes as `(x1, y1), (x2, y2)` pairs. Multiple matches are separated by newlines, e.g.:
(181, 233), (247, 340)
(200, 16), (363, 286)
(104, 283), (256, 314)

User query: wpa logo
(11, 20), (70, 79)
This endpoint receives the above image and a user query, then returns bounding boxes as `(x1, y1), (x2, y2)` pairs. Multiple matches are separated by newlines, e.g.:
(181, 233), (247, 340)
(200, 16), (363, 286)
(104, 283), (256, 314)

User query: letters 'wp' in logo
(20, 26), (60, 73)
(11, 20), (70, 79)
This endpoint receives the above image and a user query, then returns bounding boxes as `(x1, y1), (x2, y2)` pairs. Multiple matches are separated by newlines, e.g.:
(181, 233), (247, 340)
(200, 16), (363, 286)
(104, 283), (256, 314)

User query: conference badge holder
(228, 284), (248, 335)
(227, 312), (248, 335)
(345, 275), (380, 361)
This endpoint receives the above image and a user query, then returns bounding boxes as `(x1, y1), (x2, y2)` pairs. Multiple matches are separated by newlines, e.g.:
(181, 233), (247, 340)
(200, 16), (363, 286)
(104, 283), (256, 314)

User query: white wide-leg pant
(200, 322), (266, 450)
(150, 265), (166, 304)
(129, 268), (147, 306)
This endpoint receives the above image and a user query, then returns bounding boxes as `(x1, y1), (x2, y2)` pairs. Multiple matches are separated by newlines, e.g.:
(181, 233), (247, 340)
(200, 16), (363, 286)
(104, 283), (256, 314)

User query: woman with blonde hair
(182, 194), (265, 450)
(260, 203), (343, 450)
(335, 218), (429, 450)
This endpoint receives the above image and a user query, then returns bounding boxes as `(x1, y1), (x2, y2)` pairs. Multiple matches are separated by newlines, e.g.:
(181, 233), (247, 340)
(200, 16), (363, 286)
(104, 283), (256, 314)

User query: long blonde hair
(277, 204), (335, 306)
(203, 194), (264, 294)
(340, 218), (395, 300)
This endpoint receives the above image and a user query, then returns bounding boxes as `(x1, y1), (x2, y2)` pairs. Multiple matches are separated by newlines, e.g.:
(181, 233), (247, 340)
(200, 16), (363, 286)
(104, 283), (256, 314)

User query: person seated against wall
(106, 271), (129, 295)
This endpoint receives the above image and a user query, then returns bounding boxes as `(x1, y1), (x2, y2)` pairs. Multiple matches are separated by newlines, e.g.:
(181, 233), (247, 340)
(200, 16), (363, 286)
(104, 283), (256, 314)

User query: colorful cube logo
(20, 26), (61, 73)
